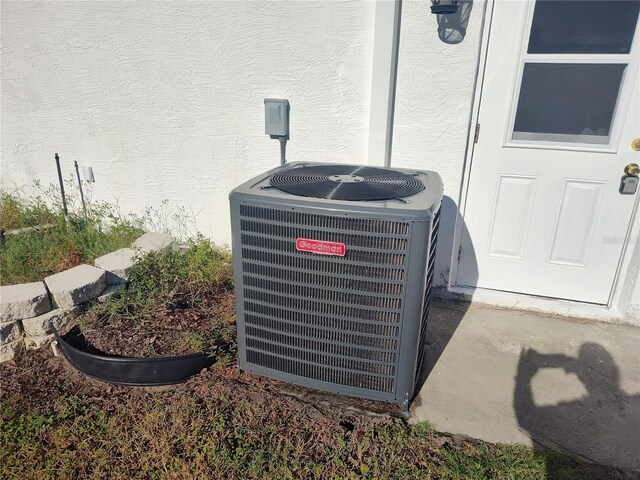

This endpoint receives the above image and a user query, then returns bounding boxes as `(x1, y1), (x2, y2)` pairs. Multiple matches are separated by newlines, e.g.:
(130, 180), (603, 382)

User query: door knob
(625, 163), (640, 176)
(632, 139), (640, 151)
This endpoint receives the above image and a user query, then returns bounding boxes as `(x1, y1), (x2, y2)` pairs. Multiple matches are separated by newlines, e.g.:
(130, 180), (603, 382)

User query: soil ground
(71, 290), (237, 358)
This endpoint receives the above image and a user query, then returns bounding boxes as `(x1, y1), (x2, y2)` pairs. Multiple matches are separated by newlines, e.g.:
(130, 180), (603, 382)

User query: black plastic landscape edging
(53, 329), (216, 386)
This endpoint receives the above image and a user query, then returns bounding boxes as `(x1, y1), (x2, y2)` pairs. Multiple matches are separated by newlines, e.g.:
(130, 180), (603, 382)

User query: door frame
(448, 0), (640, 320)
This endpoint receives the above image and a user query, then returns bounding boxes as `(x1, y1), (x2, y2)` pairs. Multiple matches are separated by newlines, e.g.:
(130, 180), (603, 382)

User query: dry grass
(1, 355), (600, 480)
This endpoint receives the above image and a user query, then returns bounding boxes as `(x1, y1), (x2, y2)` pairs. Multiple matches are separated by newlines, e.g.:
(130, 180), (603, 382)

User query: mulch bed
(2, 284), (402, 419)
(0, 345), (397, 420)
(64, 290), (237, 358)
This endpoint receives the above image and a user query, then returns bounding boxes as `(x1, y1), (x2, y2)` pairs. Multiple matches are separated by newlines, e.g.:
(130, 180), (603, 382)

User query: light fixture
(431, 0), (459, 14)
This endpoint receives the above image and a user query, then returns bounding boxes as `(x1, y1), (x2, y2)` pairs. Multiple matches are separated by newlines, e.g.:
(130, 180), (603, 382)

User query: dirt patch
(51, 282), (403, 418)
(0, 342), (398, 430)
(66, 289), (236, 358)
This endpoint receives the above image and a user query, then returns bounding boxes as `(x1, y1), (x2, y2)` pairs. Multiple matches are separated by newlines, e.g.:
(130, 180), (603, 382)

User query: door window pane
(512, 63), (626, 145)
(528, 0), (640, 54)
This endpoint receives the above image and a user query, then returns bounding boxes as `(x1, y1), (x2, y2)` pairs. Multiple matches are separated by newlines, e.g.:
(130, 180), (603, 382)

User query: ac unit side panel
(392, 216), (432, 404)
(240, 359), (398, 404)
(415, 204), (441, 385)
(230, 200), (249, 368)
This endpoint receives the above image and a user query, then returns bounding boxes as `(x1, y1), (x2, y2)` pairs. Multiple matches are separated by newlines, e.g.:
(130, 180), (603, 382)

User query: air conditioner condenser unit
(229, 162), (443, 408)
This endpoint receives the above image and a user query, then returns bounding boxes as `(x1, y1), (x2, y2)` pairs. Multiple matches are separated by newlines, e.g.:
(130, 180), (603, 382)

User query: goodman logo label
(296, 238), (346, 257)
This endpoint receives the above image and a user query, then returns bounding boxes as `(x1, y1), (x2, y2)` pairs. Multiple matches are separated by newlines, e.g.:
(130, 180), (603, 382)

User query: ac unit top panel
(230, 162), (443, 221)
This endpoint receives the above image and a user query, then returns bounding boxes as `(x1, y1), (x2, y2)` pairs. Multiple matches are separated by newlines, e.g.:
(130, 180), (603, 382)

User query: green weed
(0, 187), (144, 285)
(85, 237), (232, 322)
(74, 237), (234, 356)
(0, 191), (57, 229)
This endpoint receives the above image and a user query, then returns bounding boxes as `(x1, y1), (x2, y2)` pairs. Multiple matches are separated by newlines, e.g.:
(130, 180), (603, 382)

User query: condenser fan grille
(270, 165), (425, 201)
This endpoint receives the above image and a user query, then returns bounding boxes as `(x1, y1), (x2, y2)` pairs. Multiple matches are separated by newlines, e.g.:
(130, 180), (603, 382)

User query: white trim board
(448, 0), (493, 291)
(435, 286), (637, 325)
(367, 0), (402, 167)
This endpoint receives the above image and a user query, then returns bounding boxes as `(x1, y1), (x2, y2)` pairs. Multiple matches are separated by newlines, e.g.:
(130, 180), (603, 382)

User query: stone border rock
(0, 232), (175, 362)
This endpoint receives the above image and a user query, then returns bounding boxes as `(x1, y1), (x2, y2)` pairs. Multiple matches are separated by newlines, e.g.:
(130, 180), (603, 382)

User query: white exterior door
(457, 1), (640, 304)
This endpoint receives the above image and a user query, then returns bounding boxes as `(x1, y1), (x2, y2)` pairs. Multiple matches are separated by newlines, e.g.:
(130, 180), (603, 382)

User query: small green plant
(125, 237), (233, 299)
(0, 191), (57, 229)
(76, 237), (234, 357)
(132, 200), (199, 243)
(0, 187), (144, 285)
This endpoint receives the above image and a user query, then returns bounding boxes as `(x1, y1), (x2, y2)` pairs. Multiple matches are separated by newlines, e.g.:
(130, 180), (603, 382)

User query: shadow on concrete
(514, 344), (640, 476)
(413, 196), (476, 400)
(408, 195), (639, 475)
(415, 299), (467, 387)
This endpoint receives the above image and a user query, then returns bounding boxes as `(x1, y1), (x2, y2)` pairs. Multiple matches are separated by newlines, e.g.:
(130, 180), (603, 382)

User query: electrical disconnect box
(264, 98), (290, 165)
(264, 99), (289, 138)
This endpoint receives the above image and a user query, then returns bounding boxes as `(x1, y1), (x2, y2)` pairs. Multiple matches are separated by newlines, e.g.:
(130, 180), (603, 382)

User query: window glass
(512, 63), (626, 145)
(528, 0), (640, 54)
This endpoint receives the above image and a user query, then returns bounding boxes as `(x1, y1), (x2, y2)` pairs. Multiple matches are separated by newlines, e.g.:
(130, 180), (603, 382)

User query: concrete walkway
(411, 300), (640, 473)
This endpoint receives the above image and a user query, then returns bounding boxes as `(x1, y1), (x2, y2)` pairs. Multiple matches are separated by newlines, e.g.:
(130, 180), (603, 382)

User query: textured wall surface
(2, 0), (637, 319)
(1, 1), (374, 244)
(392, 0), (484, 286)
(619, 221), (640, 323)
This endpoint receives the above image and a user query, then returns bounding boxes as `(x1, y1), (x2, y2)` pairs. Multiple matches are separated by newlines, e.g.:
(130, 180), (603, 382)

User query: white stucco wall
(391, 0), (484, 286)
(616, 218), (640, 322)
(1, 1), (374, 245)
(632, 262), (640, 320)
(2, 0), (637, 320)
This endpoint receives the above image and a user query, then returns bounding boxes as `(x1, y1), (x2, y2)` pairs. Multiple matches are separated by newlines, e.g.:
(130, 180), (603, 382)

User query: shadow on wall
(514, 344), (640, 475)
(432, 195), (482, 290)
(436, 0), (474, 44)
(432, 195), (469, 286)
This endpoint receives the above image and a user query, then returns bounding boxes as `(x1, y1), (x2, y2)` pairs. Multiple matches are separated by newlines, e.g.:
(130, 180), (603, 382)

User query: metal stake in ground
(74, 160), (87, 216)
(54, 153), (69, 221)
